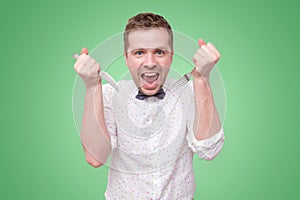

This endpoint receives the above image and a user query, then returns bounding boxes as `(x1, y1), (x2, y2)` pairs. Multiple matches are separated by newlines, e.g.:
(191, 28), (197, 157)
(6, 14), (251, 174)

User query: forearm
(80, 83), (112, 166)
(193, 76), (222, 140)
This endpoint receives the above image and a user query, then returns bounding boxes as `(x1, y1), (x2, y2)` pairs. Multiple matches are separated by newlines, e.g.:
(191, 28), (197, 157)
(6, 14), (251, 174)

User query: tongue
(143, 75), (158, 84)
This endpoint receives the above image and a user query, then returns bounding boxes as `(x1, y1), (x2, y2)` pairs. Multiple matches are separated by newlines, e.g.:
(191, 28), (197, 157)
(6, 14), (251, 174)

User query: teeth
(144, 72), (157, 77)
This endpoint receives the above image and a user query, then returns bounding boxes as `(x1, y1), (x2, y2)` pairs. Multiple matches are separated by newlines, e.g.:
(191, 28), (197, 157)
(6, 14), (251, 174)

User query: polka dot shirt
(102, 79), (225, 200)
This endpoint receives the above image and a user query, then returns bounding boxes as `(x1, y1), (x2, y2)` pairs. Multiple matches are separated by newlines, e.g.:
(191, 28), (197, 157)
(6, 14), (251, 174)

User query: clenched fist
(74, 48), (101, 89)
(193, 39), (220, 81)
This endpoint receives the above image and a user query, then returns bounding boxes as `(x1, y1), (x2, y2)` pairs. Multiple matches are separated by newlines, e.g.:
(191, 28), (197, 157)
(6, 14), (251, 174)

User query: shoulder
(102, 83), (114, 98)
(102, 80), (136, 102)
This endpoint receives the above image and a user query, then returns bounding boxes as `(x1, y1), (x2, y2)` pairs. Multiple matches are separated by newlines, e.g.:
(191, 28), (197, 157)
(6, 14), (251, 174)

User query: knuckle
(83, 55), (91, 63)
(78, 54), (86, 61)
(193, 53), (198, 58)
(212, 54), (218, 61)
(194, 51), (202, 58)
(74, 64), (81, 73)
(78, 54), (84, 59)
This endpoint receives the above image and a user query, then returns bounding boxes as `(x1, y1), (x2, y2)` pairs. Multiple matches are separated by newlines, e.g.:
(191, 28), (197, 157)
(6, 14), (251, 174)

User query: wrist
(193, 75), (212, 97)
(191, 68), (209, 82)
(193, 74), (209, 86)
(85, 81), (101, 92)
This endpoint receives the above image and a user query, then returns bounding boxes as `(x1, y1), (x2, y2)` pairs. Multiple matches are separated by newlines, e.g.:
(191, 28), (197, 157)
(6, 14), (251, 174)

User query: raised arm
(74, 48), (112, 167)
(192, 39), (222, 140)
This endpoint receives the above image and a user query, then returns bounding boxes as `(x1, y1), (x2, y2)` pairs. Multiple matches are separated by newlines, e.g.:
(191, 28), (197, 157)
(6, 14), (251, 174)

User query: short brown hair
(124, 12), (173, 51)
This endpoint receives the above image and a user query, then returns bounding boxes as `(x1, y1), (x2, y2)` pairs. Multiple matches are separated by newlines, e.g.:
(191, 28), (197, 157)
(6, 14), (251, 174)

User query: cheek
(158, 56), (172, 67)
(126, 58), (141, 70)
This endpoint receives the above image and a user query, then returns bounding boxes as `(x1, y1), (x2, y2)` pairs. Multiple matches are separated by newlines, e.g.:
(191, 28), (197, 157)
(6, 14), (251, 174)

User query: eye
(135, 51), (144, 56)
(155, 50), (165, 56)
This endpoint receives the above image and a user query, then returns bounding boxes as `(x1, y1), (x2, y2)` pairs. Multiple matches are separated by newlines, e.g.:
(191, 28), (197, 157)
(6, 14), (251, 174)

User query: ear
(124, 51), (129, 66)
(170, 50), (174, 63)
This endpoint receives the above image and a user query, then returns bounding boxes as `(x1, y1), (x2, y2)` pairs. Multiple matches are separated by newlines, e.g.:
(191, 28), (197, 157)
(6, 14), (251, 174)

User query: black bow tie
(135, 88), (166, 100)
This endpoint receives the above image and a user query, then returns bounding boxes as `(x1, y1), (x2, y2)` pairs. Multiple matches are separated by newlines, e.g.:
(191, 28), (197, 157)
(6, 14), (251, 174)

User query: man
(74, 12), (225, 200)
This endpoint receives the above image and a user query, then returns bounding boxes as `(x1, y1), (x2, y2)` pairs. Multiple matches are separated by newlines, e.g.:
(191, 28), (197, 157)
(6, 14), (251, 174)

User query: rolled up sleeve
(186, 127), (225, 160)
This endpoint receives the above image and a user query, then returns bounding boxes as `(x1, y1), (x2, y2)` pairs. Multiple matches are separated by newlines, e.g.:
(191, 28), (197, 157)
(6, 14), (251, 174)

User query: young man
(74, 12), (225, 200)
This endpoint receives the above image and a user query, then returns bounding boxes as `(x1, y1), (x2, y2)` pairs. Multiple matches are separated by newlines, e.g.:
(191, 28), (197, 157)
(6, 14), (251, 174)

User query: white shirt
(102, 79), (225, 200)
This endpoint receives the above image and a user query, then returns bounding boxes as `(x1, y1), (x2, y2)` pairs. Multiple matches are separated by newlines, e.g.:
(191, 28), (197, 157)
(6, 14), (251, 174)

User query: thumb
(81, 47), (88, 55)
(198, 39), (207, 47)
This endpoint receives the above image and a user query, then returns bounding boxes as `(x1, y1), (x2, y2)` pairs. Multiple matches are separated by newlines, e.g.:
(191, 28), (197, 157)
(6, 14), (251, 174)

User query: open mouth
(141, 72), (159, 84)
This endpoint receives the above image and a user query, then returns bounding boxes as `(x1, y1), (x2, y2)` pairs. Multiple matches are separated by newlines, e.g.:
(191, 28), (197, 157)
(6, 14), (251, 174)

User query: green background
(1, 0), (299, 199)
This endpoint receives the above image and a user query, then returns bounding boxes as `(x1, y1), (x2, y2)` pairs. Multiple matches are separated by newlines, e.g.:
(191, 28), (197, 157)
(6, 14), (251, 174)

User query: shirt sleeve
(186, 126), (225, 160)
(102, 84), (118, 149)
(185, 81), (225, 160)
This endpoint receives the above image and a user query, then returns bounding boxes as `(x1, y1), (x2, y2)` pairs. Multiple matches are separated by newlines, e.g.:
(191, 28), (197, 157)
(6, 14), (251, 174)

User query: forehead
(127, 28), (171, 51)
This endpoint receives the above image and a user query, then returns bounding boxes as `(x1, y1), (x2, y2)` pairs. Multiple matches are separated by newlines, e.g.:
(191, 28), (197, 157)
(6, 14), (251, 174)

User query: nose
(143, 53), (157, 69)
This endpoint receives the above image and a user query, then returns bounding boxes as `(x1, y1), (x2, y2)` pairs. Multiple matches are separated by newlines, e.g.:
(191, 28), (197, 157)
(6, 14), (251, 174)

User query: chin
(140, 86), (162, 96)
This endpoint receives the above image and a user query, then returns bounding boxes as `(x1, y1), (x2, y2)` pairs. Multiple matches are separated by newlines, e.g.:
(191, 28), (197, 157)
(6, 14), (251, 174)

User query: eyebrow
(153, 47), (169, 51)
(129, 47), (169, 53)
